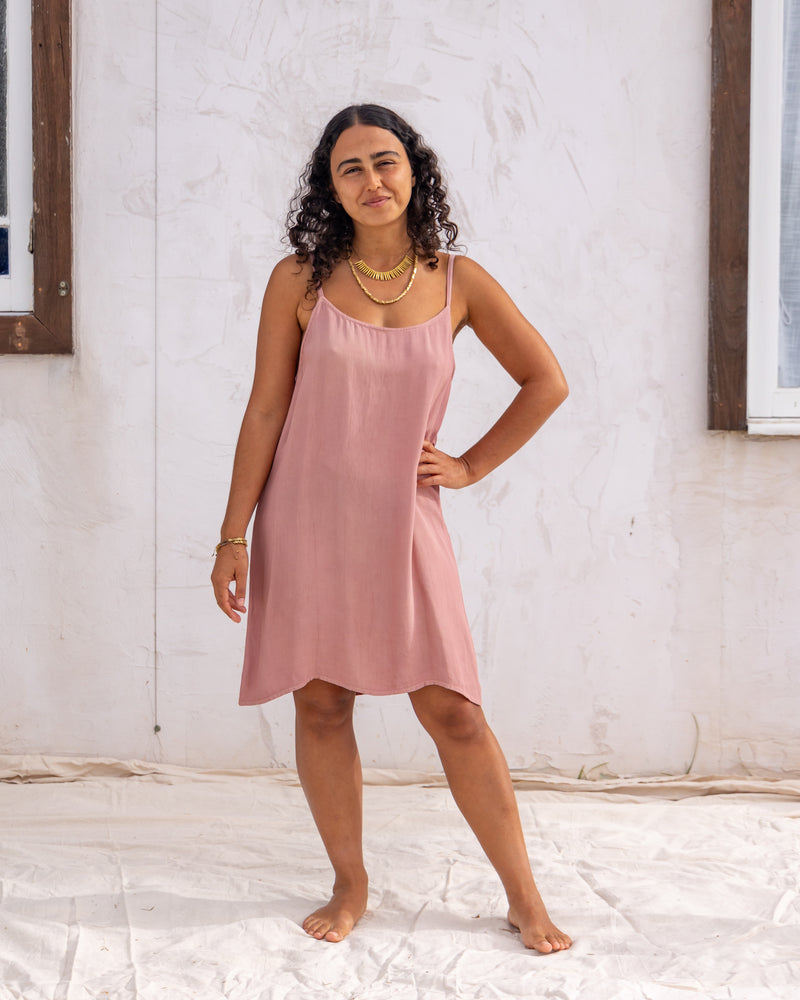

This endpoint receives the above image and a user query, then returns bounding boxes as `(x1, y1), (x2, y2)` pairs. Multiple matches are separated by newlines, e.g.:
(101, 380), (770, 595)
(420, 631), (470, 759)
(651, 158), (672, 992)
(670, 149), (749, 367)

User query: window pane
(0, 0), (7, 218)
(779, 0), (800, 386)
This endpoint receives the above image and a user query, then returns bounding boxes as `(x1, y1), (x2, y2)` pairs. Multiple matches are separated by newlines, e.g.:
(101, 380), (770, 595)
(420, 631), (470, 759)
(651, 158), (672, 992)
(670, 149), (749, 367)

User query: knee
(294, 681), (355, 735)
(411, 689), (487, 744)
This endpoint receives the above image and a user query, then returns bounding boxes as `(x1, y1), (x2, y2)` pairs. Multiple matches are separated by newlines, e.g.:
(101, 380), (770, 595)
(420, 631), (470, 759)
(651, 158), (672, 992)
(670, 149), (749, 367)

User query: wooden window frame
(708, 0), (751, 430)
(0, 0), (71, 356)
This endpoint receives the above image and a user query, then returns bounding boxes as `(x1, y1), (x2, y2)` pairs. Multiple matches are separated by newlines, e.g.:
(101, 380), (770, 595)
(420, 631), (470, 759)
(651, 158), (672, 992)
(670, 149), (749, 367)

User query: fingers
(212, 581), (240, 622)
(417, 460), (442, 486)
(419, 439), (442, 466)
(228, 571), (247, 622)
(417, 440), (468, 489)
(417, 440), (446, 486)
(211, 553), (248, 623)
(417, 440), (440, 472)
(220, 590), (247, 623)
(221, 591), (244, 623)
(228, 592), (246, 623)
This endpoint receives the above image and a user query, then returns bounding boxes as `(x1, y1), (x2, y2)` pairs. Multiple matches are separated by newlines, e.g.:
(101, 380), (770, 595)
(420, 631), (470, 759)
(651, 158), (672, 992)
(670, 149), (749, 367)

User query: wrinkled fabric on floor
(1, 757), (798, 1000)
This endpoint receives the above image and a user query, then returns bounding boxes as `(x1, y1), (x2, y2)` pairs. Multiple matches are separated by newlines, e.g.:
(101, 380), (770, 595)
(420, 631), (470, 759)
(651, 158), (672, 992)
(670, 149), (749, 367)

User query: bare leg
(409, 685), (572, 953)
(293, 680), (368, 942)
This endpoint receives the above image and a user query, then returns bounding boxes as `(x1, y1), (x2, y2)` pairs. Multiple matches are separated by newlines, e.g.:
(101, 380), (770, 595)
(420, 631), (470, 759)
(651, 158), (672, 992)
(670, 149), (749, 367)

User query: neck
(351, 221), (411, 266)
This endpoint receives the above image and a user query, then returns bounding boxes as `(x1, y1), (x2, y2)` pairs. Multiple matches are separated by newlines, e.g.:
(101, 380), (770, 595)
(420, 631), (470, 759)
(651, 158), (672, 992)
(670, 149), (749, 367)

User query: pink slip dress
(238, 253), (481, 705)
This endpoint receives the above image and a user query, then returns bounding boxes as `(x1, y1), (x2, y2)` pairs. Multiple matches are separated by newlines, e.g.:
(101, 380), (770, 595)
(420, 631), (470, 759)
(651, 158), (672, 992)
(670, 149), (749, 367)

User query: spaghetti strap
(445, 253), (455, 306)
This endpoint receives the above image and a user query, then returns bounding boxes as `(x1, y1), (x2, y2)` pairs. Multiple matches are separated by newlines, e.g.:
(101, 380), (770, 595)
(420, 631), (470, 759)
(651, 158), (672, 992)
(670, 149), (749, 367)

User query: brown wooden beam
(708, 0), (751, 430)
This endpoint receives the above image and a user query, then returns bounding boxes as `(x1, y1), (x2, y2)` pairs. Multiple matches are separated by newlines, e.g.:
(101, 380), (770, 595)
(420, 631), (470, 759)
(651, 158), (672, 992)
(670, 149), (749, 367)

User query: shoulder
(266, 253), (314, 295)
(261, 254), (317, 327)
(450, 255), (515, 331)
(450, 253), (482, 277)
(451, 254), (501, 291)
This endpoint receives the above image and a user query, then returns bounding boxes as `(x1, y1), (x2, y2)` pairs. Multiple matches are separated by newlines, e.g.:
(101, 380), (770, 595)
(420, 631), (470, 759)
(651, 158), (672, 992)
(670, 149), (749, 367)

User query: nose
(364, 167), (380, 190)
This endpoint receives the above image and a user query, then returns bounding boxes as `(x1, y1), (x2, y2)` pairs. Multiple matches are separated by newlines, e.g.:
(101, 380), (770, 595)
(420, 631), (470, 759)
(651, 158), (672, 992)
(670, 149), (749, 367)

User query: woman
(211, 105), (571, 953)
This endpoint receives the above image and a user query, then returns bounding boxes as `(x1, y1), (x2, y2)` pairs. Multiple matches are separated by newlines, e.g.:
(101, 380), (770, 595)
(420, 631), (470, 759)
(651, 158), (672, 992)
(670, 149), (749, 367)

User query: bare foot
(508, 900), (572, 954)
(302, 879), (369, 943)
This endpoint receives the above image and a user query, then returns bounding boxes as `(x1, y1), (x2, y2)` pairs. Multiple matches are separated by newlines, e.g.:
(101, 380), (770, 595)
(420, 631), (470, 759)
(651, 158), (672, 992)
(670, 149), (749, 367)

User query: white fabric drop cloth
(1, 757), (798, 999)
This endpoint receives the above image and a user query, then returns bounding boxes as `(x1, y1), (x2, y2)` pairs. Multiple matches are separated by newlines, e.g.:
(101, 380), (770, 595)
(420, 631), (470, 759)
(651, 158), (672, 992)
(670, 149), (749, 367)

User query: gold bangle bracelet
(214, 537), (248, 557)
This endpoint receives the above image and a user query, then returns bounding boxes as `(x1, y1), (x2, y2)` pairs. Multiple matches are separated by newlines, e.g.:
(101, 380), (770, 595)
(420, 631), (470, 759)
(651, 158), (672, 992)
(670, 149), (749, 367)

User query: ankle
(332, 868), (369, 890)
(506, 882), (545, 913)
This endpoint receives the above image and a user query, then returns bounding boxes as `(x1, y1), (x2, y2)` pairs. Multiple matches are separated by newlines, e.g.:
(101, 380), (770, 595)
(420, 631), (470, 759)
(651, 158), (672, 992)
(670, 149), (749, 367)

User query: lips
(364, 196), (389, 207)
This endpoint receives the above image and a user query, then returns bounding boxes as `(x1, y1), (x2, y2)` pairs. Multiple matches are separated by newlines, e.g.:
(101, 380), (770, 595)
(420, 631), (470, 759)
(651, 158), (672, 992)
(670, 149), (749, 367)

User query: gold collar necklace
(348, 252), (418, 305)
(351, 250), (415, 282)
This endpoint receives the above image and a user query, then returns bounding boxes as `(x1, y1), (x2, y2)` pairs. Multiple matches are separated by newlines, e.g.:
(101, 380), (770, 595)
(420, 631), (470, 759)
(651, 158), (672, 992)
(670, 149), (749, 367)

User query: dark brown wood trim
(0, 0), (72, 355)
(708, 0), (751, 430)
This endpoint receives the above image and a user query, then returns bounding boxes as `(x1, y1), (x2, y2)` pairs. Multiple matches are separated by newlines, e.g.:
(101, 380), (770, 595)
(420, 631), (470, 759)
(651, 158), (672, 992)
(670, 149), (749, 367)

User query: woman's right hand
(211, 544), (249, 623)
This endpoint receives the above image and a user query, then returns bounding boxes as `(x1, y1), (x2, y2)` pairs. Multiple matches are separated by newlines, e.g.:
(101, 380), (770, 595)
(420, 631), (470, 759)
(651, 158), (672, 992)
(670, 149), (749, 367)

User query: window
(708, 0), (800, 434)
(748, 0), (800, 431)
(0, 0), (33, 311)
(0, 0), (72, 356)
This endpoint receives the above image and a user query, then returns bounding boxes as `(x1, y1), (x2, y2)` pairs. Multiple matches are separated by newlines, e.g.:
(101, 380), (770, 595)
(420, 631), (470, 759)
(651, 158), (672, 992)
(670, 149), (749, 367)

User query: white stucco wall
(1, 0), (798, 776)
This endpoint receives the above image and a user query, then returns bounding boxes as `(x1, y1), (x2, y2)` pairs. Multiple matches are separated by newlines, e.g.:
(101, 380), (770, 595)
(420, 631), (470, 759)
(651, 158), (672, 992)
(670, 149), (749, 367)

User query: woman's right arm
(211, 256), (309, 622)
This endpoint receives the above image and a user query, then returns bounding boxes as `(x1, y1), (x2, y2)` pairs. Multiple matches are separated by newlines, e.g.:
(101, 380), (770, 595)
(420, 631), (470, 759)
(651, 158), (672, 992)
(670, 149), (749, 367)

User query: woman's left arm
(417, 256), (569, 489)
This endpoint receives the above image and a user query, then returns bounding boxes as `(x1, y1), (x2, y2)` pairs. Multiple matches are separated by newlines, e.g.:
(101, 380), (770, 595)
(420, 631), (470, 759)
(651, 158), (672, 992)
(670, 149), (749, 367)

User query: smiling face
(329, 124), (416, 232)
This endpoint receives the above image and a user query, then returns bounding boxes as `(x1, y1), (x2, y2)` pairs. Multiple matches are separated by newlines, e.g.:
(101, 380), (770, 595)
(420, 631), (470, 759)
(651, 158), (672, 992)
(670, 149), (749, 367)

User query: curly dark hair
(286, 104), (460, 293)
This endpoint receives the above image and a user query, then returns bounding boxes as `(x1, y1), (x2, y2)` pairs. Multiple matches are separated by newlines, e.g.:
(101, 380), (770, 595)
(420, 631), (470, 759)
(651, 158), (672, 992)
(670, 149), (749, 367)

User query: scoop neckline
(316, 289), (449, 332)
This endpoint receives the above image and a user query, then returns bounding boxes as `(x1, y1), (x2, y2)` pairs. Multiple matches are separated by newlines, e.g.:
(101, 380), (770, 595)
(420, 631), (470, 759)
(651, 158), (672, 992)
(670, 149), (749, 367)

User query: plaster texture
(1, 0), (798, 775)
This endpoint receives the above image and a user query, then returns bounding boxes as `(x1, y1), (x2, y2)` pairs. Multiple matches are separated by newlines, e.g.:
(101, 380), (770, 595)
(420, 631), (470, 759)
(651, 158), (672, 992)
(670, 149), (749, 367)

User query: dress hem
(238, 673), (482, 708)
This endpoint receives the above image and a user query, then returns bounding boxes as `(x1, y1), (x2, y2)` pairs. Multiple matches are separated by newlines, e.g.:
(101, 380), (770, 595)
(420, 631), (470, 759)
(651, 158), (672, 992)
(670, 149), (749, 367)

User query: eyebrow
(335, 150), (401, 172)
